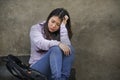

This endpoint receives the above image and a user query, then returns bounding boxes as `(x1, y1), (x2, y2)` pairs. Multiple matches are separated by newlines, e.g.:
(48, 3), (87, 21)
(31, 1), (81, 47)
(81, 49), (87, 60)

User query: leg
(62, 45), (75, 79)
(30, 50), (52, 76)
(49, 46), (63, 79)
(30, 46), (64, 80)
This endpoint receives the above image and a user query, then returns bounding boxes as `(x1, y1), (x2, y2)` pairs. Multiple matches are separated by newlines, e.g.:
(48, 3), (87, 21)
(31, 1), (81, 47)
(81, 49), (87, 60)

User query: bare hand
(59, 43), (70, 56)
(62, 15), (69, 25)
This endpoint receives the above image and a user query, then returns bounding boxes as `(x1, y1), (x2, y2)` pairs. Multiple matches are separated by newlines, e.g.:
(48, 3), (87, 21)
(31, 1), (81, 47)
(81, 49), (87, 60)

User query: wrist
(61, 22), (66, 28)
(58, 42), (62, 46)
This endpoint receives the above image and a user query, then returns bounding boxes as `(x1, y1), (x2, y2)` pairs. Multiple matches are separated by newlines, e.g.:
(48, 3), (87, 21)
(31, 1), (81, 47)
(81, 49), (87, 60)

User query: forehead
(49, 16), (61, 23)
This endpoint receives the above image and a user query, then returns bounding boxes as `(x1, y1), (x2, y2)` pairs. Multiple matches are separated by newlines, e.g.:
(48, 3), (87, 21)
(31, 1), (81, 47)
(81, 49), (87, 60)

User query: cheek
(53, 26), (60, 32)
(56, 26), (60, 30)
(48, 21), (52, 28)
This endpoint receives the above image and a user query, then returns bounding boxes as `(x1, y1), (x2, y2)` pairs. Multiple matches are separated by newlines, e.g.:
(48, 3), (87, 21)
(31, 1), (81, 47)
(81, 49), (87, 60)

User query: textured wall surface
(0, 0), (120, 80)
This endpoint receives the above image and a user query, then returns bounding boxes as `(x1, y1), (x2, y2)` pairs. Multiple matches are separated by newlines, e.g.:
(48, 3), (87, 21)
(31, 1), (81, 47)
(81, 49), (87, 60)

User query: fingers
(58, 43), (70, 56)
(64, 15), (69, 21)
(62, 15), (69, 25)
(61, 46), (70, 56)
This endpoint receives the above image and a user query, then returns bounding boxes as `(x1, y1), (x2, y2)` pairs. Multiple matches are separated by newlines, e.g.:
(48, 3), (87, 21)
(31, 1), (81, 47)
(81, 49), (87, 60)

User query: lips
(50, 28), (55, 32)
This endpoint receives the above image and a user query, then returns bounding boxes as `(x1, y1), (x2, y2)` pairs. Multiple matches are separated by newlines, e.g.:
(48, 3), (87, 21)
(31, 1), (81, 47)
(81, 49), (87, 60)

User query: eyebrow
(51, 18), (61, 25)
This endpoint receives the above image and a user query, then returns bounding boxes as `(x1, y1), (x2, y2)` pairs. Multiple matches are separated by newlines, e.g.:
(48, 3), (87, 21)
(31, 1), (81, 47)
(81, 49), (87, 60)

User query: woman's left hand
(62, 15), (69, 25)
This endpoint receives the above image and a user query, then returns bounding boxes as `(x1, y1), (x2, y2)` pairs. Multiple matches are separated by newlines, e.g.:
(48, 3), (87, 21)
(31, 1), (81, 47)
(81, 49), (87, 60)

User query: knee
(50, 46), (62, 56)
(49, 46), (62, 61)
(50, 46), (61, 52)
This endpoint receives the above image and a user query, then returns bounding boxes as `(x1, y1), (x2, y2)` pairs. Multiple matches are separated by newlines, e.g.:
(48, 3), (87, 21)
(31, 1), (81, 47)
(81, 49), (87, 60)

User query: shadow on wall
(72, 20), (120, 80)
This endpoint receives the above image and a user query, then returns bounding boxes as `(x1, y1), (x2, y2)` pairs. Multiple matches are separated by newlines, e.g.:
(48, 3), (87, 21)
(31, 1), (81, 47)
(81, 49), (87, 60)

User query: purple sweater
(29, 21), (71, 65)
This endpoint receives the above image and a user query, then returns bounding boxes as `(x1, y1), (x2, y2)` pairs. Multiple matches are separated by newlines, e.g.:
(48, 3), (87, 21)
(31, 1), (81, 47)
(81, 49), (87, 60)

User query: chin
(49, 30), (55, 33)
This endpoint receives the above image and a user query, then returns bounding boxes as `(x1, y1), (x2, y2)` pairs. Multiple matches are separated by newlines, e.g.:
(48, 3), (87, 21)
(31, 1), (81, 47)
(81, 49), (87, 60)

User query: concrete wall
(0, 0), (120, 80)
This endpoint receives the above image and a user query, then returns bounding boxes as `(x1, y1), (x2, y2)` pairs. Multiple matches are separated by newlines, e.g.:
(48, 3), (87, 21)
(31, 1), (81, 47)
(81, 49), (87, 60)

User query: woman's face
(48, 16), (61, 32)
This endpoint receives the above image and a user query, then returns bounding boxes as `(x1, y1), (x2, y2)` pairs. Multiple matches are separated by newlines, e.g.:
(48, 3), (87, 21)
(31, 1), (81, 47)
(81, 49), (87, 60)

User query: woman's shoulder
(39, 21), (46, 25)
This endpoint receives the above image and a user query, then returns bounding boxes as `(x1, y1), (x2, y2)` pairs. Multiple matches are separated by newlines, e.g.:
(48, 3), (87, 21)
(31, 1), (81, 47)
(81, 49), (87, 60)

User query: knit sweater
(29, 21), (71, 64)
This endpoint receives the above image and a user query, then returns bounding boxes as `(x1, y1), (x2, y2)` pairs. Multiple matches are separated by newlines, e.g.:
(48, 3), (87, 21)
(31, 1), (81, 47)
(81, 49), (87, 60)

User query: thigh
(30, 52), (51, 76)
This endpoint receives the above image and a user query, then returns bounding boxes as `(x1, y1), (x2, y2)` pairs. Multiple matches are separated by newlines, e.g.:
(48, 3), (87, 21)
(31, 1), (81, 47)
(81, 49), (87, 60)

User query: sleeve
(30, 24), (60, 50)
(60, 23), (71, 45)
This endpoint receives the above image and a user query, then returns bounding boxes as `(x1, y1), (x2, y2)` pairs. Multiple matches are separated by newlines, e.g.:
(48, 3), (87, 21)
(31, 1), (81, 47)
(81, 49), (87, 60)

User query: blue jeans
(30, 46), (75, 80)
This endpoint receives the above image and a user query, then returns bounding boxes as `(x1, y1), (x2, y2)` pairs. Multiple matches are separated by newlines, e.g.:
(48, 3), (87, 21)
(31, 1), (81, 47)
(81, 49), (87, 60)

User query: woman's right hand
(58, 43), (70, 56)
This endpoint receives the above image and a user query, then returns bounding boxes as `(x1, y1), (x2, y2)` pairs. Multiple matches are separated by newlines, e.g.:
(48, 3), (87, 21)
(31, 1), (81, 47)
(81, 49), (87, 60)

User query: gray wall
(0, 0), (120, 80)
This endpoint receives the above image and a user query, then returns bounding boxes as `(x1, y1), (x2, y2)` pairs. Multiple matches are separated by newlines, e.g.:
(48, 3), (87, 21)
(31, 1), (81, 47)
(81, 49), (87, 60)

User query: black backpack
(3, 54), (47, 80)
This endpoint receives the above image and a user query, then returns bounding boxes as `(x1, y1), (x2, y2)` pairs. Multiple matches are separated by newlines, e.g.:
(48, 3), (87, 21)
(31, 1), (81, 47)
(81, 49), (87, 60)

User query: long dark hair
(43, 8), (73, 41)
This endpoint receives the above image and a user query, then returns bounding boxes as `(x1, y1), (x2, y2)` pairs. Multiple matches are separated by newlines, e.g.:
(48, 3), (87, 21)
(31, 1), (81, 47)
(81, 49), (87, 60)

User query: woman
(29, 8), (75, 80)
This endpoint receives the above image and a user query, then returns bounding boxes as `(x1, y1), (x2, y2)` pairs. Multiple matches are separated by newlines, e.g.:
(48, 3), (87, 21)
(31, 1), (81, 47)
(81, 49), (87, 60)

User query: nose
(52, 23), (56, 28)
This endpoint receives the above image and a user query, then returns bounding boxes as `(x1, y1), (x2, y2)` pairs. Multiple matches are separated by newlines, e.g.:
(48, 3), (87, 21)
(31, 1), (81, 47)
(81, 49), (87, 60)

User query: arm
(30, 24), (60, 50)
(59, 15), (71, 56)
(60, 23), (71, 45)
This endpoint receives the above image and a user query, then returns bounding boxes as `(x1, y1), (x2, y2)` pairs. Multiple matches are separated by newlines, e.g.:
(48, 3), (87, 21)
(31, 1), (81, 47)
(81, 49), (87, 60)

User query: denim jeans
(30, 46), (75, 80)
